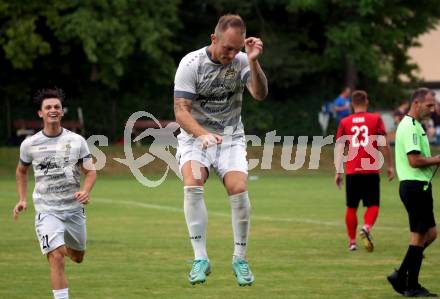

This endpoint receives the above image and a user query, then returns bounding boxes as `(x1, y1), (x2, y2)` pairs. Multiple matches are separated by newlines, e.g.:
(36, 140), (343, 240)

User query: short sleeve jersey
(395, 115), (433, 182)
(336, 112), (387, 174)
(19, 128), (92, 212)
(174, 47), (250, 137)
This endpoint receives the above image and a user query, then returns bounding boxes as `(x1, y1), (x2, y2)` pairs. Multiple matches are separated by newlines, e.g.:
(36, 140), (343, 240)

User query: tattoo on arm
(174, 98), (192, 114)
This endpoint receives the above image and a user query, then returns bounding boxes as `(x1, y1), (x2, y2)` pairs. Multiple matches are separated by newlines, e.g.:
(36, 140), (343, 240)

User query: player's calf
(66, 248), (85, 263)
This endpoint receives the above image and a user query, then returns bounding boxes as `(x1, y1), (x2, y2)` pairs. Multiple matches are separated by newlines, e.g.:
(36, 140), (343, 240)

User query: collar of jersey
(404, 114), (420, 126)
(205, 47), (222, 65)
(41, 128), (64, 138)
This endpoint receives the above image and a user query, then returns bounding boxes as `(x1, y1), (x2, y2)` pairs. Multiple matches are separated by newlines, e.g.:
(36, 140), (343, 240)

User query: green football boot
(188, 259), (211, 285)
(232, 256), (254, 286)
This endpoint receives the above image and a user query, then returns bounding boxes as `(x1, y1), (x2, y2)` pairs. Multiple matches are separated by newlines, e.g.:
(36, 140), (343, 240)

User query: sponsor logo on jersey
(225, 68), (237, 80)
(37, 157), (62, 175)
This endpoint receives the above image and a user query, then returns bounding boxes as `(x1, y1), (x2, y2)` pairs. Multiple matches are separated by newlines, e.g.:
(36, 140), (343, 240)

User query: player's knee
(48, 250), (65, 266)
(182, 162), (208, 185)
(227, 184), (247, 196)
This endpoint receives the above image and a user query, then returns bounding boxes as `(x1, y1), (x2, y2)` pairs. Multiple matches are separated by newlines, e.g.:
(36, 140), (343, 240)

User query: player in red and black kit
(335, 90), (395, 252)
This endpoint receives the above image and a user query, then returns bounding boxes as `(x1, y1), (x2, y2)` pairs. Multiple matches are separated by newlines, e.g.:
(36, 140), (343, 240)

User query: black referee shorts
(399, 180), (436, 233)
(345, 173), (380, 208)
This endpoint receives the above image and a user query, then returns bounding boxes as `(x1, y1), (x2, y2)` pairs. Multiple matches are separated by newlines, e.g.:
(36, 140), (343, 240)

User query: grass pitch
(1, 172), (439, 299)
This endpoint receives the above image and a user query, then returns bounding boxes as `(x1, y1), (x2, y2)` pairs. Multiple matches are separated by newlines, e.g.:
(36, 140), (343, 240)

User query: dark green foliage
(1, 0), (440, 143)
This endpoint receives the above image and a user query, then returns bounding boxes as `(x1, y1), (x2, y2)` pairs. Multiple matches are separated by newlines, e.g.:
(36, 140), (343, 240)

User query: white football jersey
(20, 128), (92, 213)
(174, 47), (251, 137)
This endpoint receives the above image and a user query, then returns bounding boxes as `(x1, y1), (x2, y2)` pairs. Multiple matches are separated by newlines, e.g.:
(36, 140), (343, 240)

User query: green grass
(1, 173), (440, 299)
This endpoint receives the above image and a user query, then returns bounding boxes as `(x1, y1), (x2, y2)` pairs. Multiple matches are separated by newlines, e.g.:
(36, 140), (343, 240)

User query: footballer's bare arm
(245, 37), (268, 101)
(174, 97), (222, 147)
(14, 162), (29, 219)
(174, 97), (207, 137)
(246, 62), (268, 101)
(75, 161), (97, 204)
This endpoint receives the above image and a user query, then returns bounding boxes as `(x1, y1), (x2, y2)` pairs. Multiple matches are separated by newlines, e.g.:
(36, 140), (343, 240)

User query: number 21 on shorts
(41, 234), (49, 249)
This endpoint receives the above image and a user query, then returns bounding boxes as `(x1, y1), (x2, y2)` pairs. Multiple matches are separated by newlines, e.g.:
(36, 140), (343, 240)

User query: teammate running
(13, 88), (96, 299)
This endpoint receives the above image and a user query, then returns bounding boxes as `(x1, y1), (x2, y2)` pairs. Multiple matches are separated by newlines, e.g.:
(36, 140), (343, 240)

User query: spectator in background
(393, 100), (410, 126)
(423, 118), (436, 143)
(431, 97), (440, 144)
(333, 87), (352, 123)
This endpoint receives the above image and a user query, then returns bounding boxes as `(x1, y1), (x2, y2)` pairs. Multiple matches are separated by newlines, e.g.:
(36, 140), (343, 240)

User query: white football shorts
(176, 133), (248, 179)
(35, 208), (87, 255)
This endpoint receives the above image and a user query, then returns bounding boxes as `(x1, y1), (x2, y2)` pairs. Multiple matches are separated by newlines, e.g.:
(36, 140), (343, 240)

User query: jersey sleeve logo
(413, 133), (418, 145)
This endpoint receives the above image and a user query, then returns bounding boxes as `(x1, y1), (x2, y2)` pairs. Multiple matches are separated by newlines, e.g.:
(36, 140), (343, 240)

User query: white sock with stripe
(184, 186), (208, 260)
(230, 191), (251, 259)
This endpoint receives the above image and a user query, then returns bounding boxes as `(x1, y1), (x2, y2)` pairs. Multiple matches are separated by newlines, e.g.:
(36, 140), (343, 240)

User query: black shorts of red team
(399, 180), (436, 233)
(345, 173), (380, 208)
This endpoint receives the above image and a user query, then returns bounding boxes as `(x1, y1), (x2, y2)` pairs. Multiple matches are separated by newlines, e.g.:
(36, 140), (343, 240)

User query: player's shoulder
(396, 115), (415, 133)
(398, 115), (414, 128)
(20, 131), (44, 147)
(363, 112), (383, 122)
(62, 128), (87, 142)
(235, 51), (248, 61)
(339, 114), (353, 124)
(179, 47), (206, 67)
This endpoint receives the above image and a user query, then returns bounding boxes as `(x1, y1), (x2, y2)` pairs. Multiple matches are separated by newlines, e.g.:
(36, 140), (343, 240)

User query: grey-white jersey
(19, 129), (92, 213)
(174, 47), (251, 137)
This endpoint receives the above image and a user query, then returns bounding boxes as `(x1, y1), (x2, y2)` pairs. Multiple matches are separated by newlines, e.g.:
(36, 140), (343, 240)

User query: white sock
(184, 186), (208, 260)
(53, 288), (68, 299)
(230, 191), (251, 259)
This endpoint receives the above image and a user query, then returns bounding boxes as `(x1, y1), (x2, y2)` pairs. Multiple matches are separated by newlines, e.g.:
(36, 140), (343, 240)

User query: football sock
(345, 207), (358, 241)
(363, 205), (379, 229)
(407, 245), (424, 289)
(398, 246), (411, 275)
(398, 245), (424, 281)
(230, 191), (251, 259)
(184, 186), (208, 260)
(53, 288), (68, 299)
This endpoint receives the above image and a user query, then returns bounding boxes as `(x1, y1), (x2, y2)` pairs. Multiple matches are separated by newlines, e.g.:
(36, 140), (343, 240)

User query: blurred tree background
(1, 0), (440, 143)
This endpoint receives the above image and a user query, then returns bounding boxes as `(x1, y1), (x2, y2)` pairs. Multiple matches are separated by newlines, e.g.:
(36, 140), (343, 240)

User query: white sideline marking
(94, 197), (402, 231)
(2, 190), (403, 231)
(95, 197), (339, 226)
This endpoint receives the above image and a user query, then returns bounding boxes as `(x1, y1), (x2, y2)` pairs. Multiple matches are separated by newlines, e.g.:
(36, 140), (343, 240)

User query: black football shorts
(399, 180), (436, 233)
(345, 173), (380, 208)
